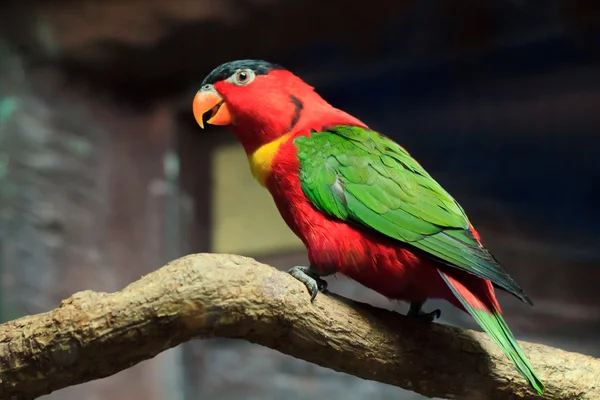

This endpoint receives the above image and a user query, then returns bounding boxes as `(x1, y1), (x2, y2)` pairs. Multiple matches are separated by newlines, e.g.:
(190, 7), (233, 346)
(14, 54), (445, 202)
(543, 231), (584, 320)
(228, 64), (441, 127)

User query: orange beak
(192, 90), (234, 129)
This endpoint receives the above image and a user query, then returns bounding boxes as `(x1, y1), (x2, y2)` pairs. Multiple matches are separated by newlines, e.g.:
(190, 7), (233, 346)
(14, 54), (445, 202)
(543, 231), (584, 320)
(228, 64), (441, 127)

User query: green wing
(295, 125), (530, 304)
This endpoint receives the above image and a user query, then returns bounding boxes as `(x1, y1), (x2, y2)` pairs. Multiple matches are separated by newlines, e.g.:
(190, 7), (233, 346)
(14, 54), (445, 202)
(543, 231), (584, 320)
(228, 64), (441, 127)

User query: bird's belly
(306, 222), (431, 300)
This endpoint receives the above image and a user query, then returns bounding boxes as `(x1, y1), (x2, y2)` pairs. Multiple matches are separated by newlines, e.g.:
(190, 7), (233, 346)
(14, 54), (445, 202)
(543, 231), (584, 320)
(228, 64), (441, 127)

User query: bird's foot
(407, 301), (441, 323)
(288, 265), (328, 302)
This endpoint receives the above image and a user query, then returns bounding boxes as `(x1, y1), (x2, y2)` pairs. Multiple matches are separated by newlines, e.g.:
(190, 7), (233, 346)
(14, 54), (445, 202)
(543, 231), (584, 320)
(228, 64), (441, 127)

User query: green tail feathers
(440, 272), (545, 395)
(470, 308), (544, 395)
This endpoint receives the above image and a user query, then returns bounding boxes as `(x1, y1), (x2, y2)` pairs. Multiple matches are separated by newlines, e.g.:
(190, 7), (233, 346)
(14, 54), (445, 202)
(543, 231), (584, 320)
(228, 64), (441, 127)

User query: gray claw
(408, 301), (441, 323)
(288, 265), (328, 301)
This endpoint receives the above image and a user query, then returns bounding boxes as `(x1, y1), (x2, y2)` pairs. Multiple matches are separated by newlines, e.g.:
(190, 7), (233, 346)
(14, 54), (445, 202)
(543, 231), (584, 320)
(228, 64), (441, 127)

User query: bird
(192, 59), (544, 394)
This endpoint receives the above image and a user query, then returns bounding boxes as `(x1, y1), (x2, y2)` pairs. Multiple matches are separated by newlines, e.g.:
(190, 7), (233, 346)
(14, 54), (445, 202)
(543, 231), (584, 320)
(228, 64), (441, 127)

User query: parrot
(192, 59), (544, 395)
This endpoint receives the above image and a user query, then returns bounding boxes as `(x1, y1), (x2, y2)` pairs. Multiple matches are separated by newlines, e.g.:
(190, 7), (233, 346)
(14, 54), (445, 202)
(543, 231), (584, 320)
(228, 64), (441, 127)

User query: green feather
(439, 271), (544, 395)
(295, 125), (529, 303)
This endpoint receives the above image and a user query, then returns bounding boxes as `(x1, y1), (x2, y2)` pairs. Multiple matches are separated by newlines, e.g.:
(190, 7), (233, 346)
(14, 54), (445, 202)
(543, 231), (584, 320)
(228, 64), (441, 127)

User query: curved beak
(192, 88), (234, 129)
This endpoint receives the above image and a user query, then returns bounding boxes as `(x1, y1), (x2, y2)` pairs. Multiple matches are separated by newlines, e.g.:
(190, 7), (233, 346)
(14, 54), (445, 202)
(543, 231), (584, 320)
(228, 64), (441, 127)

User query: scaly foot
(407, 301), (441, 323)
(288, 265), (328, 301)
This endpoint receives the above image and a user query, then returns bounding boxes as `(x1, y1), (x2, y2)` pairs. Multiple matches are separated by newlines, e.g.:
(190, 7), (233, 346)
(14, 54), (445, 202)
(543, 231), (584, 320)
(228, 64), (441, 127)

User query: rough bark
(0, 253), (598, 400)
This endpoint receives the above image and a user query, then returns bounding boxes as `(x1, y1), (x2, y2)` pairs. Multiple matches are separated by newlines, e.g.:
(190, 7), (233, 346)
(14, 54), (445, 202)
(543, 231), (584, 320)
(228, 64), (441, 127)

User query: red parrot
(192, 59), (544, 394)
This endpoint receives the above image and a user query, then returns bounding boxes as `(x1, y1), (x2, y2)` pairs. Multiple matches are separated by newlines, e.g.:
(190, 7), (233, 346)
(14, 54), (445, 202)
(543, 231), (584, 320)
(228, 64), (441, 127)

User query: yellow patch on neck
(248, 133), (293, 187)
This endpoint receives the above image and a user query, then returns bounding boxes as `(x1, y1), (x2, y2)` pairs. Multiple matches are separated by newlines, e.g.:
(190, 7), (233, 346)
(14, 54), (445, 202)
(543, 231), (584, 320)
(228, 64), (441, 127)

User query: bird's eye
(237, 71), (248, 82)
(230, 69), (255, 86)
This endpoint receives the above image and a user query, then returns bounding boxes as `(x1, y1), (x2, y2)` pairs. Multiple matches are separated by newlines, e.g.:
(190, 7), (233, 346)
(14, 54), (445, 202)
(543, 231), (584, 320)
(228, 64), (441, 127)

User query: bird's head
(192, 59), (361, 154)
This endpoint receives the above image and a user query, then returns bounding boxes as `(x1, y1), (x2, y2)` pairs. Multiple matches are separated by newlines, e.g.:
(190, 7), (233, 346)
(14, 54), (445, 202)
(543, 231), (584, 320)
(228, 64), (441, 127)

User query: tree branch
(0, 254), (598, 399)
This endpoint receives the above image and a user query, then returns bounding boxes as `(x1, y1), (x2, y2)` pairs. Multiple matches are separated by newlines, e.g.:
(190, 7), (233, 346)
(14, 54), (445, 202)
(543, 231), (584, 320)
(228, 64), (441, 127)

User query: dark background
(0, 1), (599, 399)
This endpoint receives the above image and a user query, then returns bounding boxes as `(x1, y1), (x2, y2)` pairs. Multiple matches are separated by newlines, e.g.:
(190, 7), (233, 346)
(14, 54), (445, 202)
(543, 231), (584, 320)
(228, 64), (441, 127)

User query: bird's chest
(247, 135), (315, 241)
(263, 148), (370, 268)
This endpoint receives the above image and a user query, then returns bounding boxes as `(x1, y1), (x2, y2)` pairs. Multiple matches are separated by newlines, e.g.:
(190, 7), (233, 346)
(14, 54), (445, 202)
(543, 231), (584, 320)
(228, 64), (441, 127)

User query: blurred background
(0, 1), (599, 399)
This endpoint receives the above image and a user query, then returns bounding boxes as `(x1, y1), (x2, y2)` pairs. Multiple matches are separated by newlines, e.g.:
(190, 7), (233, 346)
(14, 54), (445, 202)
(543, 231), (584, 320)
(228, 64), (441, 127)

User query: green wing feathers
(439, 271), (544, 395)
(295, 125), (529, 303)
(418, 229), (532, 305)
